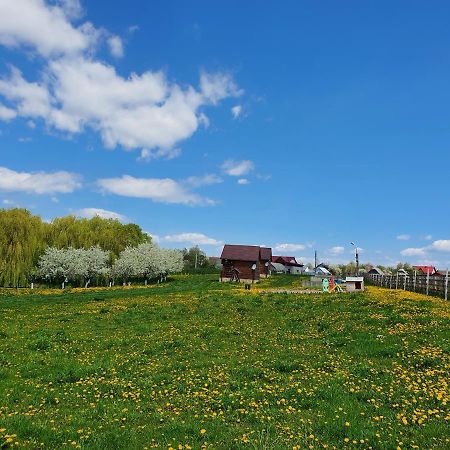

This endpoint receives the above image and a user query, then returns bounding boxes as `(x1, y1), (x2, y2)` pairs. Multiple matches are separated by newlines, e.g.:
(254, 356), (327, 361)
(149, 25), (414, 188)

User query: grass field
(0, 275), (449, 449)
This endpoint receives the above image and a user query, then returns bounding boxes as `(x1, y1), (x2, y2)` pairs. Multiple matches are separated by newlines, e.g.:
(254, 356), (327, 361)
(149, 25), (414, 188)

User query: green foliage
(0, 209), (149, 287)
(182, 246), (219, 273)
(0, 276), (448, 449)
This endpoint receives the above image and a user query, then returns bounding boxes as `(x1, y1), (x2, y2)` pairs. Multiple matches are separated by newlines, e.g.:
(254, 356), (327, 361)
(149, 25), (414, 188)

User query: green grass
(0, 275), (449, 449)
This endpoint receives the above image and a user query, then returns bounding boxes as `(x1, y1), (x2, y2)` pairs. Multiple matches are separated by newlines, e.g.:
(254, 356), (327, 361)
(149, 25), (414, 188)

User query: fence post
(404, 274), (407, 290)
(396, 273), (398, 289)
(413, 271), (417, 292)
(389, 275), (392, 289)
(445, 269), (448, 301)
(426, 271), (430, 296)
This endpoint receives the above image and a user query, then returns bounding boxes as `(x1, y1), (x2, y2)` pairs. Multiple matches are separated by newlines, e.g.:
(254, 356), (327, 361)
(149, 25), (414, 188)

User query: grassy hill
(0, 275), (448, 449)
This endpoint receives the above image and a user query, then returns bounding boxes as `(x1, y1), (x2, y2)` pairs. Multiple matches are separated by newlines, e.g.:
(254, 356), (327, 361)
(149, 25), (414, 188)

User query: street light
(350, 242), (359, 275)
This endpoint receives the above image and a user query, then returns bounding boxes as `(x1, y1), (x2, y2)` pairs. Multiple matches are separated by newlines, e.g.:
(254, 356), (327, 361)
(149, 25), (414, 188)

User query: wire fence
(365, 271), (449, 300)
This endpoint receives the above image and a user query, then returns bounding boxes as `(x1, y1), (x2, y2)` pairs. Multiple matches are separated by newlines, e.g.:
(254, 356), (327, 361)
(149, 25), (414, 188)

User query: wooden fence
(365, 272), (449, 300)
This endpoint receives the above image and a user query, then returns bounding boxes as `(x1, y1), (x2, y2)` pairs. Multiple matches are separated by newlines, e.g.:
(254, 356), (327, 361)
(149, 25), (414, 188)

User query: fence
(365, 271), (449, 300)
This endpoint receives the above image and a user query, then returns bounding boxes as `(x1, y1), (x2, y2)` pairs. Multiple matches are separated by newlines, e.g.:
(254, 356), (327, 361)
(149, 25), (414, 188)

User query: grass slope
(0, 275), (449, 449)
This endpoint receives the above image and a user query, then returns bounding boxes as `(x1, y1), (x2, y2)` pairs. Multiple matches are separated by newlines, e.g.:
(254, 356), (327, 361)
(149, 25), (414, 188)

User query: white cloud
(424, 234), (433, 241)
(0, 1), (242, 159)
(274, 243), (306, 253)
(58, 0), (84, 20)
(429, 240), (450, 252)
(401, 247), (427, 257)
(221, 159), (254, 176)
(237, 178), (249, 185)
(163, 232), (222, 246)
(200, 71), (243, 105)
(75, 207), (127, 222)
(0, 0), (91, 57)
(0, 166), (81, 194)
(329, 246), (345, 255)
(231, 104), (242, 119)
(396, 234), (410, 241)
(0, 104), (16, 121)
(97, 175), (216, 206)
(400, 239), (450, 258)
(107, 35), (123, 58)
(184, 174), (223, 188)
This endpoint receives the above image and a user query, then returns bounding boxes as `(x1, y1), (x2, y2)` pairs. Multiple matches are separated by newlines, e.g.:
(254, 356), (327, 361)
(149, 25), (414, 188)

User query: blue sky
(1, 0), (450, 267)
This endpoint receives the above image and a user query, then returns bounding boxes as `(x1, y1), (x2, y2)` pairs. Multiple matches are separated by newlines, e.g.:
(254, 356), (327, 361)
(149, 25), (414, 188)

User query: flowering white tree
(38, 247), (109, 288)
(113, 243), (183, 284)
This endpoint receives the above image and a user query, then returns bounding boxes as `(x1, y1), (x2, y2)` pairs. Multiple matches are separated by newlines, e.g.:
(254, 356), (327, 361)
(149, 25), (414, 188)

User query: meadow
(0, 275), (449, 449)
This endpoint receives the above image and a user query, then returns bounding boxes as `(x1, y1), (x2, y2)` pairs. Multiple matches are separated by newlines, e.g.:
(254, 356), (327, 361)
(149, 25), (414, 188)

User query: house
(271, 256), (304, 274)
(397, 269), (409, 276)
(270, 262), (287, 274)
(436, 269), (449, 277)
(413, 265), (437, 275)
(315, 263), (332, 277)
(368, 267), (385, 275)
(260, 247), (273, 278)
(220, 245), (272, 283)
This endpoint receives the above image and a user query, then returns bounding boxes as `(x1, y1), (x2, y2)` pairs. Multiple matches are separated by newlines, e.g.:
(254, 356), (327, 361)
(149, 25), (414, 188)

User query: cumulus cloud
(0, 104), (16, 121)
(0, 165), (81, 194)
(400, 240), (450, 257)
(107, 35), (123, 58)
(221, 159), (254, 176)
(237, 178), (249, 185)
(231, 104), (242, 119)
(97, 175), (216, 206)
(75, 207), (127, 222)
(396, 234), (410, 241)
(0, 0), (242, 159)
(329, 246), (345, 255)
(400, 247), (427, 257)
(274, 243), (306, 253)
(162, 232), (222, 246)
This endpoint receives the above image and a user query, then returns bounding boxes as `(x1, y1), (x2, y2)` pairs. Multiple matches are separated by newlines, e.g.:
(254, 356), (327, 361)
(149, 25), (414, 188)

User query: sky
(1, 0), (450, 268)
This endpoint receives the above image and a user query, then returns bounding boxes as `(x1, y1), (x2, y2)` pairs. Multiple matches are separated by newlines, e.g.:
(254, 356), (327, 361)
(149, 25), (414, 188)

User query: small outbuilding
(345, 276), (364, 292)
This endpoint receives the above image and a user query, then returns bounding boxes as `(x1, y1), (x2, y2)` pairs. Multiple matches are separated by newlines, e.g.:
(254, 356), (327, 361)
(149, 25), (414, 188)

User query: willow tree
(0, 208), (45, 287)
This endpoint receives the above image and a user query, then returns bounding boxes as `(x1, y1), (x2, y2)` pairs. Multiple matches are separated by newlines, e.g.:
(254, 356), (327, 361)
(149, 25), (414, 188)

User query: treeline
(0, 208), (149, 287)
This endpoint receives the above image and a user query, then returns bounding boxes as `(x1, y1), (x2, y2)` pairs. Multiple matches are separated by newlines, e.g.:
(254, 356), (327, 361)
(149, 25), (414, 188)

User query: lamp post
(350, 242), (359, 275)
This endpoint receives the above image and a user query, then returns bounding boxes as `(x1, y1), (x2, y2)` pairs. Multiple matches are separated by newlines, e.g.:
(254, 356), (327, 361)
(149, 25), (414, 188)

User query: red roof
(272, 255), (303, 266)
(221, 245), (261, 262)
(260, 247), (272, 261)
(413, 265), (437, 275)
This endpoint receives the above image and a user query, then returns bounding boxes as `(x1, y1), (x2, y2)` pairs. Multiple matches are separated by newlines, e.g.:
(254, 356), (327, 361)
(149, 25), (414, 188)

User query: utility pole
(314, 250), (317, 269)
(195, 250), (198, 269)
(350, 242), (359, 276)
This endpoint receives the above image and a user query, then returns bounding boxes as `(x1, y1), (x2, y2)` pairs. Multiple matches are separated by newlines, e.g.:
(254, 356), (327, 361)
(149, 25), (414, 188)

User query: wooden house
(220, 245), (271, 283)
(260, 247), (272, 278)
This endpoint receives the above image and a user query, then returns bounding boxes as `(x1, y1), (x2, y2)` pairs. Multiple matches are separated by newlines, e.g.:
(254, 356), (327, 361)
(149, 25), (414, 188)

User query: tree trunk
(85, 278), (91, 289)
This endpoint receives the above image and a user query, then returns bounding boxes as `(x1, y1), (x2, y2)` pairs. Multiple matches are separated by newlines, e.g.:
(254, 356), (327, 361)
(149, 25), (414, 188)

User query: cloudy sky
(1, 0), (450, 268)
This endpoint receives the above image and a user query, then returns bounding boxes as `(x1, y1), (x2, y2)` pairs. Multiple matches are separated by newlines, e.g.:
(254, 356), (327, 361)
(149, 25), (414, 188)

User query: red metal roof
(272, 255), (303, 266)
(221, 245), (261, 262)
(413, 265), (437, 275)
(260, 247), (272, 261)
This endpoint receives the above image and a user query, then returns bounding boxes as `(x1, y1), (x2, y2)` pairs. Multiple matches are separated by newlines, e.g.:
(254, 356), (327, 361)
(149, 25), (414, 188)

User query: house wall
(259, 260), (270, 278)
(221, 259), (260, 282)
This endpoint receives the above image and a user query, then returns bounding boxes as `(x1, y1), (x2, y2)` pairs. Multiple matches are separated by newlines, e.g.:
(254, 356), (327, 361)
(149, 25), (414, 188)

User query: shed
(220, 244), (262, 283)
(345, 276), (364, 292)
(260, 247), (273, 278)
(368, 267), (384, 275)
